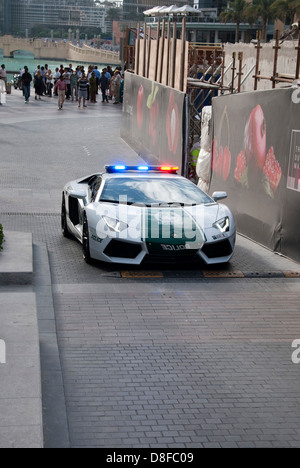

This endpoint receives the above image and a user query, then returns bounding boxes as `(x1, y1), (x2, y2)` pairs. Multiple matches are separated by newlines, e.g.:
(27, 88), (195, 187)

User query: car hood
(90, 202), (230, 244)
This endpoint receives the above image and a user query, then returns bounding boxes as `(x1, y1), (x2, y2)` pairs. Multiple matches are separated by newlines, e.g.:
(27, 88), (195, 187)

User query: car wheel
(82, 214), (92, 264)
(61, 196), (71, 238)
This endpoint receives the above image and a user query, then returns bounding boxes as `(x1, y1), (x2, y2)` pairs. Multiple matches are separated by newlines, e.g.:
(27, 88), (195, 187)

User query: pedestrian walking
(64, 68), (71, 100)
(99, 70), (109, 103)
(54, 67), (60, 96)
(89, 71), (97, 103)
(111, 70), (121, 104)
(21, 66), (32, 104)
(94, 66), (100, 95)
(0, 78), (6, 106)
(0, 64), (7, 92)
(78, 72), (88, 108)
(70, 69), (78, 102)
(34, 70), (45, 100)
(53, 75), (67, 110)
(44, 64), (53, 97)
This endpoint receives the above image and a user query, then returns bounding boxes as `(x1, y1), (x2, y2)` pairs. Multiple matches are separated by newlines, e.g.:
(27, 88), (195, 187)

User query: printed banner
(210, 87), (300, 262)
(121, 72), (186, 173)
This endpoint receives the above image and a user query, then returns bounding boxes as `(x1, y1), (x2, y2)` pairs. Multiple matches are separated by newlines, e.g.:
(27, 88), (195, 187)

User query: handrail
(189, 42), (222, 48)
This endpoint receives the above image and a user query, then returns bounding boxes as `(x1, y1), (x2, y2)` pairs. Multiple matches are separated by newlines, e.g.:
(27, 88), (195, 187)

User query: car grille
(104, 240), (142, 259)
(201, 240), (233, 259)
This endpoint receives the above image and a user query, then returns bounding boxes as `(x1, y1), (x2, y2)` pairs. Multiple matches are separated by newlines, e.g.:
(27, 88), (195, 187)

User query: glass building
(2, 0), (108, 34)
(0, 0), (12, 35)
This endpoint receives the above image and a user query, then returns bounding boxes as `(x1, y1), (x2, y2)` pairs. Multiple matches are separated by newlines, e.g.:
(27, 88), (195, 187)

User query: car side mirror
(68, 189), (86, 200)
(212, 191), (228, 202)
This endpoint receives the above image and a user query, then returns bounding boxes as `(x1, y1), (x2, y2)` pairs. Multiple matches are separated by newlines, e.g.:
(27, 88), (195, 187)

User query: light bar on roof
(105, 165), (179, 174)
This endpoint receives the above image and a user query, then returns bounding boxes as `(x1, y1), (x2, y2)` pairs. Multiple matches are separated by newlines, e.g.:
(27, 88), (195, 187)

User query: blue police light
(114, 165), (126, 171)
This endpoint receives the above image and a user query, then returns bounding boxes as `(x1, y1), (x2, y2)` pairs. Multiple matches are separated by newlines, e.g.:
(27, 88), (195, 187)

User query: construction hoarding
(210, 87), (300, 262)
(121, 72), (186, 173)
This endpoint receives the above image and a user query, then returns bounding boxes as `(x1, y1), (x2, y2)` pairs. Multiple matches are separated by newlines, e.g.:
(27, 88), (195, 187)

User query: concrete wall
(224, 41), (299, 93)
(0, 35), (120, 65)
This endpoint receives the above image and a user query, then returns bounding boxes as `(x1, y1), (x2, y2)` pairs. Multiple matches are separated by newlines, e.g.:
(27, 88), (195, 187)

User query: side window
(91, 177), (102, 202)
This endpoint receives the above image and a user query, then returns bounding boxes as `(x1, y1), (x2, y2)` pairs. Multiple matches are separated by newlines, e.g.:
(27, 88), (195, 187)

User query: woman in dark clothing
(99, 71), (109, 103)
(34, 70), (45, 100)
(89, 71), (97, 103)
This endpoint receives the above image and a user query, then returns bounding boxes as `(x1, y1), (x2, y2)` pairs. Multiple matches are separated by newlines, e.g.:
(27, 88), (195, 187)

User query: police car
(61, 165), (236, 265)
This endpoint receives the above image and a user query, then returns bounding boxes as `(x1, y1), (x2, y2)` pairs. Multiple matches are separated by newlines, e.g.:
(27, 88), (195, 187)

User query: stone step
(0, 231), (33, 285)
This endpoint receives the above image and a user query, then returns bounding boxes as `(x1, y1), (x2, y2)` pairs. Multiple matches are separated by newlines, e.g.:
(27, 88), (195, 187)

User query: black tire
(61, 196), (71, 238)
(82, 214), (92, 264)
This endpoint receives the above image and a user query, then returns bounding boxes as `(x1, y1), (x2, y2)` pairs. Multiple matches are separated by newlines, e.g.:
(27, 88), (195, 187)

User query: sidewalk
(0, 232), (43, 448)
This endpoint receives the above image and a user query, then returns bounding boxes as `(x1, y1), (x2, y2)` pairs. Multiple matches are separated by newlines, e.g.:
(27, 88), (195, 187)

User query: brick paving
(53, 283), (300, 448)
(1, 92), (300, 448)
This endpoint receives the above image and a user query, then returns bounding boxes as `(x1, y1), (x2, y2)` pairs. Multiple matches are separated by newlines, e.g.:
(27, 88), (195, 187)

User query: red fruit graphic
(216, 146), (224, 178)
(244, 105), (266, 170)
(263, 146), (282, 193)
(234, 151), (249, 188)
(166, 91), (179, 154)
(137, 85), (144, 129)
(234, 151), (247, 182)
(223, 146), (231, 181)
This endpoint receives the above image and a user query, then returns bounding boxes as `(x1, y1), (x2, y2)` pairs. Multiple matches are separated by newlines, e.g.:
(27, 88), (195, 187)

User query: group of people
(51, 64), (123, 110)
(2, 62), (124, 109)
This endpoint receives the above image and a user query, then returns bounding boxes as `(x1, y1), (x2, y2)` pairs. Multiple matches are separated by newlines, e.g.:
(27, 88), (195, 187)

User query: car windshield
(100, 177), (213, 206)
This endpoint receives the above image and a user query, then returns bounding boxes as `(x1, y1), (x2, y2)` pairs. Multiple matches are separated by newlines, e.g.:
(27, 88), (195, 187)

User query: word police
(106, 453), (194, 465)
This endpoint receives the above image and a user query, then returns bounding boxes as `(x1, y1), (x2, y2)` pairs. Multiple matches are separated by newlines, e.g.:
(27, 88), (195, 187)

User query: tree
(248, 0), (276, 40)
(219, 0), (251, 42)
(272, 0), (300, 25)
(106, 7), (122, 22)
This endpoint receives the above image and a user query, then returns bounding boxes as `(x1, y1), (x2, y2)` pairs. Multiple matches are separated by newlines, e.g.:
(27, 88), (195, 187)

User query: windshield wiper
(99, 199), (119, 204)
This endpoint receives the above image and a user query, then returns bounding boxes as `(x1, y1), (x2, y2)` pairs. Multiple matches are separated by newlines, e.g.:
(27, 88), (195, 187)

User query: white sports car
(61, 165), (236, 265)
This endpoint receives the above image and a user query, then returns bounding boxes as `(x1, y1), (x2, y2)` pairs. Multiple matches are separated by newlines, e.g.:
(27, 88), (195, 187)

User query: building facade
(1, 0), (117, 35)
(0, 0), (12, 35)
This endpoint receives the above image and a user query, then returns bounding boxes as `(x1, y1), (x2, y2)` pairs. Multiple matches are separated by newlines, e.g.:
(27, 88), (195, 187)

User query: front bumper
(89, 232), (236, 265)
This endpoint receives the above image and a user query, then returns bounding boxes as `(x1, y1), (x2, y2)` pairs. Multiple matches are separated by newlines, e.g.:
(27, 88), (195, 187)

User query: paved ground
(0, 291), (43, 448)
(1, 91), (300, 448)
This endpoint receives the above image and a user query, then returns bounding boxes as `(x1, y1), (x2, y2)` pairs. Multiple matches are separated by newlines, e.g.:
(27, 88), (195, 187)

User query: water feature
(0, 50), (107, 81)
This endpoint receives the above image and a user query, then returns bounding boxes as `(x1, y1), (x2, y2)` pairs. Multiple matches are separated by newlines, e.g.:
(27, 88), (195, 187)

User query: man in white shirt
(0, 64), (7, 91)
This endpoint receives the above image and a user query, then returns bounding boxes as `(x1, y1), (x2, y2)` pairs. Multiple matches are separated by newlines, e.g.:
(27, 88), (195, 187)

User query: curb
(0, 231), (33, 285)
(120, 270), (300, 279)
(34, 242), (70, 448)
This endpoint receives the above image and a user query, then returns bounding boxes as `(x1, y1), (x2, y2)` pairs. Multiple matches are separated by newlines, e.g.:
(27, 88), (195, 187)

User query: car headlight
(103, 216), (128, 233)
(214, 216), (230, 233)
